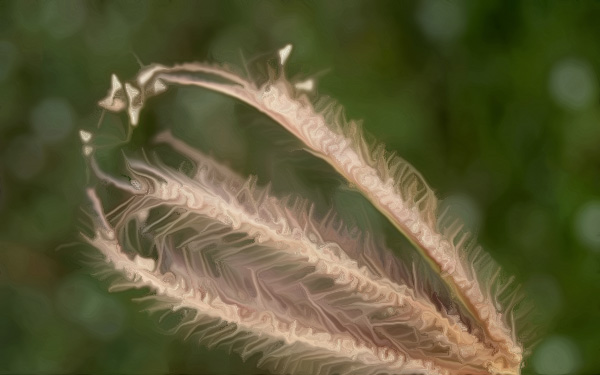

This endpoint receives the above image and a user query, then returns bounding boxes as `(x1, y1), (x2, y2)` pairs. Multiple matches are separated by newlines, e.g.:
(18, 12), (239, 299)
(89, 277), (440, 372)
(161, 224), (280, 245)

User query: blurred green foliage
(0, 1), (599, 374)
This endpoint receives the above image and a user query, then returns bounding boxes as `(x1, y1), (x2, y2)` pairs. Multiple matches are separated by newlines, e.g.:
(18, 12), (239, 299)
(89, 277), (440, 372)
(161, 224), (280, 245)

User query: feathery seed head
(81, 45), (529, 375)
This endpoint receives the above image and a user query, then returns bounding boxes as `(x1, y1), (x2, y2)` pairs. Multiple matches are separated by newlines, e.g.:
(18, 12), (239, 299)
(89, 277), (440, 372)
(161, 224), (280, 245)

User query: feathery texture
(82, 45), (526, 374)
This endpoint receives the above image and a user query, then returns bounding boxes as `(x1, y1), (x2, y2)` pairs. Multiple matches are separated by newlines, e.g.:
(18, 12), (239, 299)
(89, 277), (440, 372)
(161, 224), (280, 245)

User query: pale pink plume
(81, 45), (527, 375)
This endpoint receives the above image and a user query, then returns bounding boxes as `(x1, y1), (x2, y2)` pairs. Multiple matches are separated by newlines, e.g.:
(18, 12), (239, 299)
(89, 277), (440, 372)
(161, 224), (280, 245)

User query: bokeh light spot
(41, 0), (87, 40)
(30, 97), (74, 143)
(574, 200), (600, 252)
(56, 276), (125, 340)
(532, 335), (581, 375)
(416, 0), (465, 43)
(440, 194), (481, 232)
(549, 58), (597, 110)
(0, 41), (17, 82)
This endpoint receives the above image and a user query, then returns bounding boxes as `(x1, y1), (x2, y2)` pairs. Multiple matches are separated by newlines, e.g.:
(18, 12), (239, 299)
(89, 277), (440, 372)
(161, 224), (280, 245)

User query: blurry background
(0, 1), (599, 374)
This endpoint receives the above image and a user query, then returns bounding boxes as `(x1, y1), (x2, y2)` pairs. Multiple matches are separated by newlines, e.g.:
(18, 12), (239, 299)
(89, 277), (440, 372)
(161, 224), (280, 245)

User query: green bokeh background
(1, 1), (599, 374)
